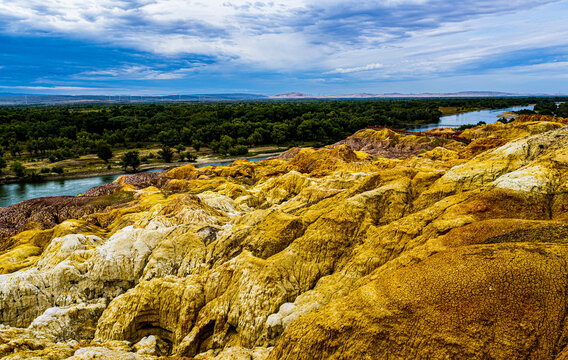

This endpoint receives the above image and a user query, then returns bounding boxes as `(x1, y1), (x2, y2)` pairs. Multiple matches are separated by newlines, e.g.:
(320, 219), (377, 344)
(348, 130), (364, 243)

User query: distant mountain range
(268, 91), (559, 99)
(0, 91), (564, 105)
(0, 93), (269, 105)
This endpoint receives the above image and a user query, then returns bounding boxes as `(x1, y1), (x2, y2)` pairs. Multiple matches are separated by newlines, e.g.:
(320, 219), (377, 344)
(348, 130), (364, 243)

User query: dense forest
(0, 97), (566, 174)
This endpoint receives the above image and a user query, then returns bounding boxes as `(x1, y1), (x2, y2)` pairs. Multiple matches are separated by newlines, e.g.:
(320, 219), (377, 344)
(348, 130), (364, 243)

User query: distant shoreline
(440, 108), (489, 117)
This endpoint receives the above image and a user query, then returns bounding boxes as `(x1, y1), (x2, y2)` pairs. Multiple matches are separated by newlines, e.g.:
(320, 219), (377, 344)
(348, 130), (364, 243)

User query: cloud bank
(0, 0), (566, 93)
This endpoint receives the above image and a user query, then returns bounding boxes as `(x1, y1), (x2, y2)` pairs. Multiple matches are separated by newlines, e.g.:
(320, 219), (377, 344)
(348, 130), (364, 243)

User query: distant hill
(269, 91), (556, 99)
(270, 92), (311, 98)
(0, 93), (268, 105)
(0, 92), (35, 97)
(0, 91), (562, 105)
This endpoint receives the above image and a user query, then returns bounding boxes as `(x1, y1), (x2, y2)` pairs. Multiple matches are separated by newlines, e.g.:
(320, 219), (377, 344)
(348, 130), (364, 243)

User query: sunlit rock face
(3, 119), (568, 359)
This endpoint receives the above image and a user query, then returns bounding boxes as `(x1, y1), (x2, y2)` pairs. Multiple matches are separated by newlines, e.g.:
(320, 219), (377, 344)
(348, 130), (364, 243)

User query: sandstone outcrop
(2, 121), (568, 359)
(334, 128), (465, 158)
(269, 242), (568, 360)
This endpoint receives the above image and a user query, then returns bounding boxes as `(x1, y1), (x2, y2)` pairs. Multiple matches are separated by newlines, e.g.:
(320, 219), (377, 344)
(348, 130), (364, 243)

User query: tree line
(0, 97), (566, 176)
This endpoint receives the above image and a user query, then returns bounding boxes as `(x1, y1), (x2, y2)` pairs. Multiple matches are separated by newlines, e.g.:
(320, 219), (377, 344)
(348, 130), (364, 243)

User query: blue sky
(0, 0), (567, 95)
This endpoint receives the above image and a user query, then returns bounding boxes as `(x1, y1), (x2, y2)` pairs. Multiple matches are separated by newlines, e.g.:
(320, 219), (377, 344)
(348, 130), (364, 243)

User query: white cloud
(0, 0), (566, 81)
(327, 63), (383, 74)
(76, 65), (199, 80)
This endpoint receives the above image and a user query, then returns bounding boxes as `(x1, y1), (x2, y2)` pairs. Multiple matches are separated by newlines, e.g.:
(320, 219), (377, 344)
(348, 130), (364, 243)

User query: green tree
(60, 125), (77, 140)
(174, 144), (185, 160)
(10, 144), (21, 158)
(209, 140), (220, 154)
(0, 156), (6, 174)
(271, 123), (288, 145)
(534, 101), (557, 116)
(47, 151), (58, 163)
(10, 161), (26, 177)
(184, 151), (197, 162)
(248, 129), (263, 145)
(228, 145), (248, 156)
(158, 129), (179, 147)
(217, 135), (234, 156)
(158, 146), (174, 163)
(57, 147), (73, 161)
(120, 151), (141, 172)
(297, 120), (316, 141)
(191, 139), (203, 152)
(25, 140), (39, 156)
(96, 143), (113, 163)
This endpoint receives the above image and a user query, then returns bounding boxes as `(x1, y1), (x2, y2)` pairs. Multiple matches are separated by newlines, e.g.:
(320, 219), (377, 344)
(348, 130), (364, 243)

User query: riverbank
(0, 150), (285, 185)
(438, 106), (488, 116)
(0, 105), (536, 186)
(497, 111), (518, 120)
(0, 152), (283, 207)
(497, 104), (536, 120)
(0, 105), (538, 207)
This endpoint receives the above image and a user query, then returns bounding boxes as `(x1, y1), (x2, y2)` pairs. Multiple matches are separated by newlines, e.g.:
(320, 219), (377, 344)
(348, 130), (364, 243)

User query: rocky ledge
(2, 117), (568, 359)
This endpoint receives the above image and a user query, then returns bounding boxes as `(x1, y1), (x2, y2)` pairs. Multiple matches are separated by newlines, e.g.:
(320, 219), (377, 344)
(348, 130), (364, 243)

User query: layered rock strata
(1, 119), (568, 359)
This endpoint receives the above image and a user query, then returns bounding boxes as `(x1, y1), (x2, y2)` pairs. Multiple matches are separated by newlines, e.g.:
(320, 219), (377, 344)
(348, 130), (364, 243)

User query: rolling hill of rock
(2, 118), (568, 359)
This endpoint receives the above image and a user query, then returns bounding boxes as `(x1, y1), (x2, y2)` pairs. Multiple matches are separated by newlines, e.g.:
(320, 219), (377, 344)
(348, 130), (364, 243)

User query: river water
(408, 105), (534, 131)
(0, 105), (538, 208)
(0, 174), (121, 208)
(0, 155), (272, 208)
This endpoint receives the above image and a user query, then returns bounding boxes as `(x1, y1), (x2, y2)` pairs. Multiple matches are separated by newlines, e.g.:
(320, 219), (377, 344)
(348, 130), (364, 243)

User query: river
(408, 105), (534, 131)
(0, 174), (121, 208)
(0, 155), (272, 208)
(0, 105), (537, 208)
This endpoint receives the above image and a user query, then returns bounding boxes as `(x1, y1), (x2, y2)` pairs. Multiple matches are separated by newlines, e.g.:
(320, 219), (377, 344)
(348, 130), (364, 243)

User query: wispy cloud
(0, 0), (566, 93)
(327, 63), (383, 74)
(76, 65), (200, 80)
(0, 1), (560, 62)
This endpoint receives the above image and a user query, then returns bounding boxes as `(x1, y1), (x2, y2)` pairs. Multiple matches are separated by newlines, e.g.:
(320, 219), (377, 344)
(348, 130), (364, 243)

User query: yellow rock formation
(2, 121), (568, 359)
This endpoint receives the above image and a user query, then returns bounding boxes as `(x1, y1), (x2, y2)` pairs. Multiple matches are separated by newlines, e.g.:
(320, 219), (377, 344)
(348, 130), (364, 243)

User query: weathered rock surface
(133, 335), (170, 356)
(28, 300), (106, 341)
(269, 242), (568, 360)
(334, 128), (465, 158)
(2, 119), (568, 359)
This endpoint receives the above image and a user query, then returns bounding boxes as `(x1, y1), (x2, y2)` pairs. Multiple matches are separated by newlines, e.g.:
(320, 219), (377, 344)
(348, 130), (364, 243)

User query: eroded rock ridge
(2, 118), (568, 359)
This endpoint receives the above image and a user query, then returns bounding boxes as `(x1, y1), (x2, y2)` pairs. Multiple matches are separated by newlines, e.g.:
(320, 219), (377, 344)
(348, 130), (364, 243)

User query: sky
(0, 0), (567, 95)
